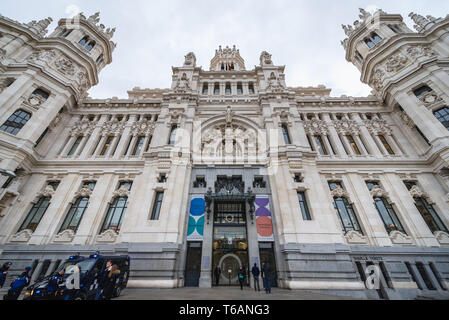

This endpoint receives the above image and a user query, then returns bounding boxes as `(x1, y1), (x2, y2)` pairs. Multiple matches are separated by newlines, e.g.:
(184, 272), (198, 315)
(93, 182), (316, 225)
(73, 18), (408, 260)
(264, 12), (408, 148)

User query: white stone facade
(0, 9), (449, 299)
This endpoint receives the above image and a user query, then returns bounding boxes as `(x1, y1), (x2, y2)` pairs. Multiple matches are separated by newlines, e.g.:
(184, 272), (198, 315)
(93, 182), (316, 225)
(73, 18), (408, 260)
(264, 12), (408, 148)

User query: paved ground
(115, 287), (355, 300)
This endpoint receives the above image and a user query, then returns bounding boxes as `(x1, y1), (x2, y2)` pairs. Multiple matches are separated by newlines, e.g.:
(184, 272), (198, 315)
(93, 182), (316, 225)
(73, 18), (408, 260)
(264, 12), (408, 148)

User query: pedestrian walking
(95, 260), (112, 300)
(261, 262), (271, 294)
(3, 266), (31, 300)
(0, 262), (12, 288)
(251, 263), (261, 291)
(238, 266), (246, 290)
(214, 265), (221, 286)
(102, 264), (121, 300)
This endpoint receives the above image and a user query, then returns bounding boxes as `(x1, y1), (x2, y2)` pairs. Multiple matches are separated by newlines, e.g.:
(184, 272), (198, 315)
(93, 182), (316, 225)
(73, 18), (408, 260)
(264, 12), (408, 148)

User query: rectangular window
(19, 197), (51, 232)
(314, 135), (328, 155)
(169, 125), (178, 145)
(414, 197), (448, 233)
(0, 109), (32, 135)
(132, 136), (145, 156)
(59, 196), (89, 233)
(282, 124), (291, 145)
(416, 262), (436, 290)
(150, 191), (164, 220)
(378, 135), (395, 155)
(346, 135), (361, 155)
(100, 136), (114, 156)
(297, 192), (311, 220)
(67, 136), (82, 156)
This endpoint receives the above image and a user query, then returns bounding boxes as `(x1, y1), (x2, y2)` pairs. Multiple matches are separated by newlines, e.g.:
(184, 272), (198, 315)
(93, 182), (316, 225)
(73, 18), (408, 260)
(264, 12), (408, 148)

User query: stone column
(113, 116), (137, 158)
(79, 115), (107, 158)
(423, 263), (443, 290)
(395, 92), (448, 143)
(322, 114), (347, 157)
(59, 135), (78, 157)
(352, 113), (383, 157)
(30, 261), (44, 284)
(410, 263), (426, 290)
(75, 134), (90, 157)
(44, 260), (58, 277)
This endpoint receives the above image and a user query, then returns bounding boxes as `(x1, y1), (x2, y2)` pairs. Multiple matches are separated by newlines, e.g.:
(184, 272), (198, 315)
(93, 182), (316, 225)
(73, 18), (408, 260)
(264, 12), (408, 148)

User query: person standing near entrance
(261, 262), (271, 294)
(238, 266), (246, 290)
(251, 263), (261, 291)
(214, 265), (221, 286)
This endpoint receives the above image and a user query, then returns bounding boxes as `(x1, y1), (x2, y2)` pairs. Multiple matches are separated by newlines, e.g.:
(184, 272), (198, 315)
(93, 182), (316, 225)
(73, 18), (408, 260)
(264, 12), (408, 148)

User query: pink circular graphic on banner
(257, 216), (273, 237)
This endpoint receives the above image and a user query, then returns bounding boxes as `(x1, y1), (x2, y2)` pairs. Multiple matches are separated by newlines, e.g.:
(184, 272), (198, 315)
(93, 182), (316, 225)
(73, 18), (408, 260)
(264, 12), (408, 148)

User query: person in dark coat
(95, 260), (112, 300)
(261, 262), (271, 294)
(0, 262), (12, 288)
(214, 265), (221, 286)
(237, 266), (246, 290)
(102, 264), (121, 300)
(4, 266), (31, 300)
(251, 263), (261, 291)
(47, 268), (65, 299)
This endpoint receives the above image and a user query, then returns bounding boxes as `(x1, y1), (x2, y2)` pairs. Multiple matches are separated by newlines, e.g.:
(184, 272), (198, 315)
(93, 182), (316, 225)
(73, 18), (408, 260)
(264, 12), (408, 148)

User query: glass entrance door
(212, 202), (249, 286)
(259, 242), (278, 288)
(185, 242), (202, 287)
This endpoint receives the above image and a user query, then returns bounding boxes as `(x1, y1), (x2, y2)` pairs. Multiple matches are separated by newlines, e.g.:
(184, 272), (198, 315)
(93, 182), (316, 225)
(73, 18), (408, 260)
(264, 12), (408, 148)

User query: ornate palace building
(0, 8), (449, 299)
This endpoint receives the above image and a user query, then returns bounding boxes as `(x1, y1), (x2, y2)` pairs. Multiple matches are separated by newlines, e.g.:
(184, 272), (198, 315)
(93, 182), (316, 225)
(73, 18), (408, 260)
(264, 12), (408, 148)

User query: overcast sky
(1, 0), (448, 98)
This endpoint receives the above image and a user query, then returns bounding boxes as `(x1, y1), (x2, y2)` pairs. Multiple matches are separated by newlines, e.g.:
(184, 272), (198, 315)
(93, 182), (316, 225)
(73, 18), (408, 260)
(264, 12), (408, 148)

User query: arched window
(237, 82), (243, 95)
(202, 83), (208, 95)
(248, 82), (255, 94)
(18, 196), (51, 232)
(364, 32), (382, 48)
(225, 82), (231, 95)
(78, 36), (89, 46)
(85, 40), (96, 52)
(413, 85), (432, 99)
(366, 182), (406, 234)
(0, 109), (32, 135)
(168, 125), (178, 145)
(214, 83), (220, 95)
(329, 182), (362, 234)
(32, 88), (50, 101)
(433, 107), (449, 130)
(59, 196), (89, 233)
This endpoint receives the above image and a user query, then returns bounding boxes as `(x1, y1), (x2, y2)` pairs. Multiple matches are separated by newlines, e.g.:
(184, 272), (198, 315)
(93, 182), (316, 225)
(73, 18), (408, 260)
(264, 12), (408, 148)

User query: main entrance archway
(212, 201), (249, 286)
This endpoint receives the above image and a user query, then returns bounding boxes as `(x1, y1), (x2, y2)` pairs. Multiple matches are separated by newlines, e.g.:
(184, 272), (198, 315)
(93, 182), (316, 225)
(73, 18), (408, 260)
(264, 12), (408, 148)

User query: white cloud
(1, 0), (448, 98)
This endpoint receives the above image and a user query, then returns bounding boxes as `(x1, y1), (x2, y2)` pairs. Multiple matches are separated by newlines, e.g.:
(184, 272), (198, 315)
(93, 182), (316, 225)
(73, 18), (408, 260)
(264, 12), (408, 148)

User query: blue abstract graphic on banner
(187, 197), (205, 241)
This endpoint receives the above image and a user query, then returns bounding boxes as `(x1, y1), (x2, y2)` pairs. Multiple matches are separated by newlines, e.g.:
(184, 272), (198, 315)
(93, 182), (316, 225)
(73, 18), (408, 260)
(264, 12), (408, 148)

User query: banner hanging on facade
(187, 197), (205, 241)
(255, 196), (274, 241)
